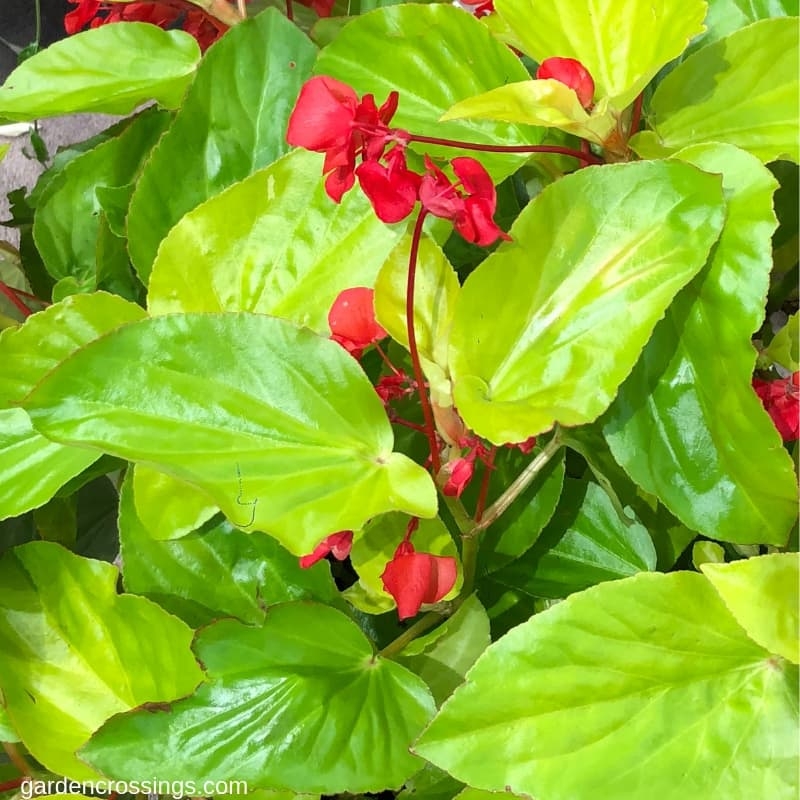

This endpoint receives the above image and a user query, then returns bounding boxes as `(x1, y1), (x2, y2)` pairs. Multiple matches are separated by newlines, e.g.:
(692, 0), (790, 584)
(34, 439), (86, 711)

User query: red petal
(324, 164), (356, 203)
(537, 57), (595, 109)
(419, 162), (463, 220)
(456, 197), (510, 246)
(286, 76), (358, 152)
(65, 0), (101, 33)
(442, 457), (475, 498)
(452, 157), (496, 202)
(328, 530), (354, 560)
(381, 544), (458, 620)
(328, 287), (388, 351)
(356, 160), (419, 224)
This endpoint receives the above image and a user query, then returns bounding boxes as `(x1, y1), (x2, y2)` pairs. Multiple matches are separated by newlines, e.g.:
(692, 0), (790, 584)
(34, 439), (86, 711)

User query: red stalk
(0, 281), (32, 318)
(474, 446), (497, 522)
(407, 209), (441, 473)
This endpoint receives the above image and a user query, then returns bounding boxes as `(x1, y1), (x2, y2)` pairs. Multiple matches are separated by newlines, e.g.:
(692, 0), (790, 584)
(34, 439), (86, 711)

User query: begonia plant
(0, 0), (797, 798)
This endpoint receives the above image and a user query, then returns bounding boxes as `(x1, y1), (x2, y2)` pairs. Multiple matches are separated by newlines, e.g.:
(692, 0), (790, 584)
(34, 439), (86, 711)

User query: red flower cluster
(753, 372), (799, 442)
(286, 76), (509, 246)
(65, 0), (227, 51)
(327, 287), (388, 359)
(299, 530), (354, 569)
(537, 57), (595, 110)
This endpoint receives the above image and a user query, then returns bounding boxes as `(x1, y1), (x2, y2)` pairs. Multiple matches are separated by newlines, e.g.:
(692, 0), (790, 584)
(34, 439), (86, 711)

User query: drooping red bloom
(286, 76), (402, 203)
(537, 57), (595, 109)
(375, 371), (415, 404)
(753, 372), (799, 442)
(509, 436), (537, 455)
(328, 287), (388, 359)
(356, 146), (422, 223)
(458, 0), (495, 17)
(419, 156), (510, 247)
(381, 540), (458, 620)
(65, 0), (227, 50)
(441, 457), (475, 498)
(299, 530), (354, 569)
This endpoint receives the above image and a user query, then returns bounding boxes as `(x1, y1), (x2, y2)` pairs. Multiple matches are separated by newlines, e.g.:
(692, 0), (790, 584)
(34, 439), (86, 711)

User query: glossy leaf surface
(0, 542), (202, 780)
(449, 160), (726, 444)
(314, 5), (541, 180)
(82, 604), (435, 793)
(23, 313), (437, 554)
(603, 144), (798, 545)
(148, 150), (399, 332)
(490, 479), (656, 598)
(632, 18), (799, 163)
(0, 24), (200, 120)
(119, 473), (339, 627)
(494, 0), (706, 109)
(127, 9), (317, 278)
(415, 572), (799, 800)
(702, 553), (799, 664)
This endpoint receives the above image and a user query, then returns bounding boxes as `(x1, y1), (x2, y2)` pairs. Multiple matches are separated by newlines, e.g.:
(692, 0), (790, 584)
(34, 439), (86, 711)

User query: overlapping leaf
(415, 571), (799, 800)
(22, 313), (436, 553)
(119, 472), (340, 627)
(494, 0), (706, 109)
(0, 542), (202, 779)
(127, 9), (317, 278)
(631, 18), (799, 163)
(448, 160), (726, 444)
(147, 150), (399, 331)
(313, 5), (542, 180)
(82, 604), (435, 793)
(0, 24), (200, 119)
(602, 144), (798, 545)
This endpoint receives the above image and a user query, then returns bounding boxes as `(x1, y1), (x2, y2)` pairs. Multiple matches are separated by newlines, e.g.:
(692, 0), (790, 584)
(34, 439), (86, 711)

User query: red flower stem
(0, 281), (32, 317)
(7, 286), (42, 302)
(285, 0), (294, 20)
(390, 417), (428, 435)
(628, 92), (644, 140)
(407, 209), (441, 474)
(473, 446), (497, 522)
(0, 778), (24, 792)
(374, 342), (401, 375)
(406, 134), (603, 165)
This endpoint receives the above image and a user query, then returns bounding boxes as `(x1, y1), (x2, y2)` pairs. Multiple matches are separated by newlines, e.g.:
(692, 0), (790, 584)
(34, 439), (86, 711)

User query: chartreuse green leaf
(127, 9), (316, 279)
(0, 542), (202, 780)
(22, 313), (436, 554)
(0, 705), (19, 742)
(415, 571), (800, 800)
(33, 109), (170, 289)
(603, 144), (797, 546)
(764, 313), (799, 371)
(314, 5), (542, 180)
(631, 18), (799, 163)
(0, 408), (97, 520)
(148, 150), (399, 331)
(398, 596), (491, 705)
(131, 465), (217, 541)
(494, 0), (706, 109)
(489, 479), (656, 598)
(448, 160), (725, 444)
(375, 235), (460, 404)
(119, 471), (340, 627)
(82, 604), (435, 793)
(346, 513), (461, 614)
(686, 0), (798, 57)
(702, 554), (799, 664)
(398, 764), (463, 800)
(442, 82), (616, 147)
(0, 293), (145, 518)
(0, 24), (199, 120)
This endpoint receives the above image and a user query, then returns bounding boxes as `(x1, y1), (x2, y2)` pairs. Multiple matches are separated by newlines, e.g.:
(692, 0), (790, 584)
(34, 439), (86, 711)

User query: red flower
(458, 0), (495, 17)
(286, 76), (401, 203)
(381, 541), (458, 620)
(356, 146), (422, 223)
(537, 57), (595, 109)
(508, 436), (537, 455)
(753, 372), (799, 442)
(375, 372), (414, 404)
(419, 156), (510, 247)
(441, 457), (475, 498)
(296, 0), (335, 16)
(299, 530), (354, 569)
(328, 287), (388, 359)
(65, 0), (226, 50)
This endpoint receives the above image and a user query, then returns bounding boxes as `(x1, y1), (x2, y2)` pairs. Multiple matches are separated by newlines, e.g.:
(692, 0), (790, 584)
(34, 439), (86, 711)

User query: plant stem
(628, 93), (644, 141)
(378, 611), (442, 659)
(407, 134), (603, 165)
(0, 778), (24, 793)
(470, 433), (563, 536)
(474, 446), (497, 522)
(33, 0), (42, 50)
(286, 0), (294, 21)
(2, 743), (31, 777)
(0, 282), (32, 318)
(407, 209), (441, 474)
